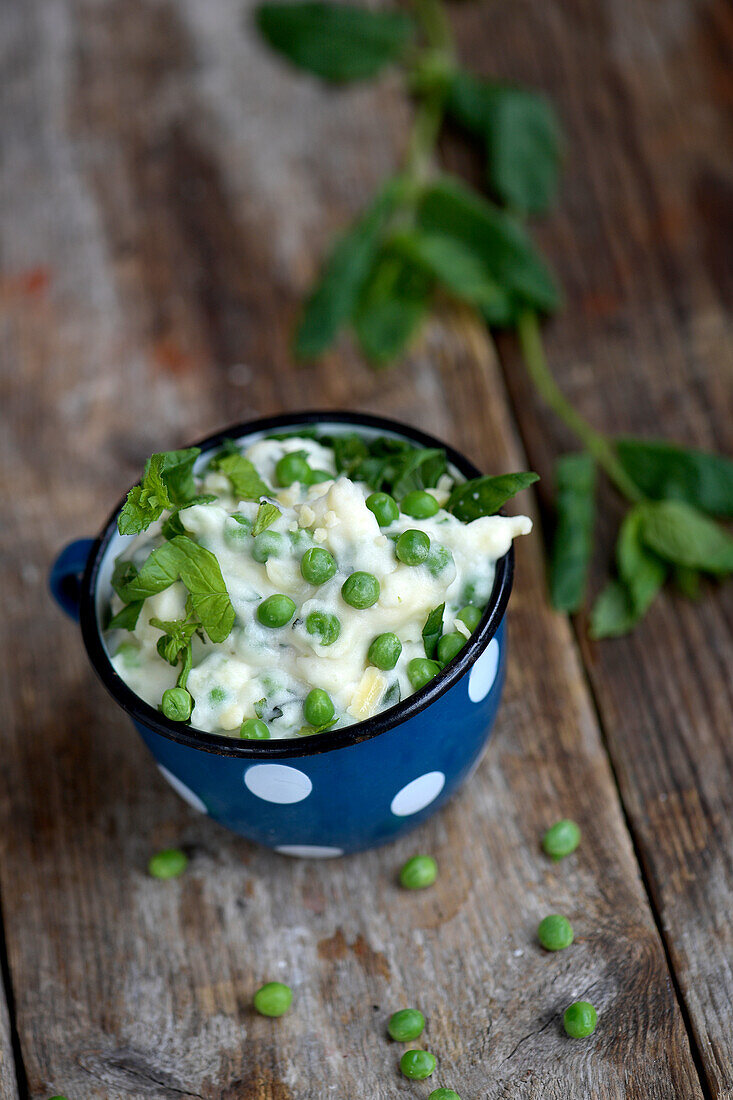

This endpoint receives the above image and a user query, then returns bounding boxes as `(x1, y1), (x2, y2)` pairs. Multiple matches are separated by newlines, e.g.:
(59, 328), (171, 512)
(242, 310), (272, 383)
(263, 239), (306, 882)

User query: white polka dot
(244, 764), (312, 804)
(276, 845), (344, 859)
(468, 638), (500, 702)
(390, 771), (445, 817)
(157, 764), (208, 814)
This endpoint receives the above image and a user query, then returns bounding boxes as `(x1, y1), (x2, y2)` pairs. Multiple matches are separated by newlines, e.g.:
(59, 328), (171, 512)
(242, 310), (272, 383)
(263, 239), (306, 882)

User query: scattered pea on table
(542, 819), (581, 860)
(253, 981), (293, 1017)
(429, 1090), (462, 1100)
(400, 1049), (437, 1080)
(537, 913), (574, 951)
(148, 848), (188, 880)
(387, 1008), (425, 1041)
(563, 1001), (598, 1038)
(400, 854), (438, 890)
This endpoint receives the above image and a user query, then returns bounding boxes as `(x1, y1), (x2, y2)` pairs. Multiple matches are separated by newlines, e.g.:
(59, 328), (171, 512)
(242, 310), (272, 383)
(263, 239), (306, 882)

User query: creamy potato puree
(107, 435), (531, 738)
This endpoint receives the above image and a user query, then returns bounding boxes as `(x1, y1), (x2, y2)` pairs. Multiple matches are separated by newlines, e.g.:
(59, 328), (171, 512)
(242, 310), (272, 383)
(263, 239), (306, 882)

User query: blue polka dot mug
(50, 412), (514, 857)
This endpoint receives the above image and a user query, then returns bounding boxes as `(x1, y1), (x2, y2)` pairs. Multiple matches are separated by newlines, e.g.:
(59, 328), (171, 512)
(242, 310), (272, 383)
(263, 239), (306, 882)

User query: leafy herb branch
(254, 0), (733, 635)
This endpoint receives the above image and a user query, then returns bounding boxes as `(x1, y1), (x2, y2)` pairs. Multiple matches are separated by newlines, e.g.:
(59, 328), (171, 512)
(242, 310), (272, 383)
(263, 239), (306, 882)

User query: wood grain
(0, 983), (19, 1100)
(447, 0), (733, 1093)
(0, 0), (719, 1096)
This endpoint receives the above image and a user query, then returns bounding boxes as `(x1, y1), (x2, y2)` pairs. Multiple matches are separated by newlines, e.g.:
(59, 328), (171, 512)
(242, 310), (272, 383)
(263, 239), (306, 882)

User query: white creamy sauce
(107, 435), (531, 738)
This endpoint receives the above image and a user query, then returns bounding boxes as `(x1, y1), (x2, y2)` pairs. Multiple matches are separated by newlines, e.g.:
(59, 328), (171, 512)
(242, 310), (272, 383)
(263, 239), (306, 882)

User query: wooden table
(1, 0), (732, 1096)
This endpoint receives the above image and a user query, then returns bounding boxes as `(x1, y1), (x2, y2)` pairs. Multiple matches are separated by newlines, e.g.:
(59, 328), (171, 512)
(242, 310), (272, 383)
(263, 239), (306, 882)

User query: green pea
(396, 529), (430, 566)
(563, 1001), (597, 1038)
(407, 658), (441, 691)
(400, 1050), (436, 1080)
(253, 981), (293, 1017)
(304, 688), (335, 727)
(148, 848), (188, 879)
(209, 686), (226, 705)
(399, 854), (438, 890)
(301, 547), (337, 585)
(341, 571), (380, 609)
(425, 543), (454, 577)
(429, 1091), (462, 1100)
(161, 687), (193, 722)
(456, 605), (482, 633)
(401, 489), (440, 519)
(306, 610), (341, 646)
(542, 819), (581, 861)
(537, 914), (574, 951)
(387, 1008), (425, 1042)
(252, 530), (286, 563)
(368, 632), (402, 671)
(257, 594), (296, 628)
(275, 452), (310, 486)
(306, 468), (332, 484)
(437, 632), (465, 666)
(366, 491), (399, 527)
(240, 718), (270, 740)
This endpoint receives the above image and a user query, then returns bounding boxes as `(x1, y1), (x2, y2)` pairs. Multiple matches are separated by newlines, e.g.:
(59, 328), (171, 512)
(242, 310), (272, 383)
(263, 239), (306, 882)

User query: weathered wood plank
(449, 0), (733, 1093)
(0, 0), (707, 1096)
(0, 977), (20, 1100)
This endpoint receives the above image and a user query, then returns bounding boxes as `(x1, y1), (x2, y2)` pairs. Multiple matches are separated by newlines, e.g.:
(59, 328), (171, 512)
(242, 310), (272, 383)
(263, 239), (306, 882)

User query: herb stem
(414, 0), (453, 52)
(402, 0), (455, 181)
(517, 311), (643, 504)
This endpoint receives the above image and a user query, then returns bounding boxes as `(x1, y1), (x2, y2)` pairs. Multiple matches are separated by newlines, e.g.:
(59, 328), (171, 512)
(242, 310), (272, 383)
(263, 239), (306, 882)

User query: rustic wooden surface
(0, 0), (730, 1098)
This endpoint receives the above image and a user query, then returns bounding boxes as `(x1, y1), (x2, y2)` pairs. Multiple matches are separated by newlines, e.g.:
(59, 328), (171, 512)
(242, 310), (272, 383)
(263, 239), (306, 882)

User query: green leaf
(111, 559), (139, 599)
(422, 603), (445, 659)
(162, 496), (218, 540)
(589, 581), (638, 639)
(616, 438), (733, 518)
(447, 72), (561, 215)
(549, 453), (595, 613)
(118, 448), (201, 535)
(108, 601), (144, 631)
(150, 615), (202, 665)
(673, 566), (701, 599)
(639, 500), (733, 575)
(390, 448), (447, 500)
(390, 228), (519, 326)
(252, 501), (281, 536)
(212, 451), (269, 501)
(415, 177), (561, 314)
(255, 1), (414, 83)
(352, 249), (433, 365)
(448, 471), (539, 522)
(295, 185), (398, 359)
(330, 433), (370, 474)
(616, 506), (667, 617)
(117, 537), (235, 642)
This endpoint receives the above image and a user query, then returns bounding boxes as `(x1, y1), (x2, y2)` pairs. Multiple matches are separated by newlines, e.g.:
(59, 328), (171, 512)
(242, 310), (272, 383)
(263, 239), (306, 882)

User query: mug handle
(49, 538), (95, 622)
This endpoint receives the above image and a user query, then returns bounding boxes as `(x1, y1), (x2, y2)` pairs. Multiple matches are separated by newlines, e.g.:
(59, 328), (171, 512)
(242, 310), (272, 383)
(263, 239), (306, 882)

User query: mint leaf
(416, 177), (561, 314)
(108, 601), (144, 631)
(589, 581), (638, 639)
(616, 439), (733, 518)
(331, 433), (370, 474)
(390, 448), (447, 500)
(616, 506), (667, 617)
(255, 1), (415, 83)
(549, 453), (595, 613)
(353, 249), (433, 364)
(295, 182), (398, 358)
(448, 471), (538, 522)
(117, 541), (182, 601)
(252, 501), (281, 536)
(213, 451), (269, 501)
(150, 615), (202, 665)
(447, 72), (561, 215)
(111, 559), (139, 599)
(162, 495), (217, 540)
(118, 448), (201, 535)
(639, 500), (733, 575)
(422, 603), (445, 659)
(391, 228), (519, 326)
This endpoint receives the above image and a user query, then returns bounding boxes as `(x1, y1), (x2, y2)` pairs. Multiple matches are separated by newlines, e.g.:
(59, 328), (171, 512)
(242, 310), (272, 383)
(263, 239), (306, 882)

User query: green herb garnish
(118, 448), (200, 535)
(421, 603), (444, 660)
(252, 501), (281, 536)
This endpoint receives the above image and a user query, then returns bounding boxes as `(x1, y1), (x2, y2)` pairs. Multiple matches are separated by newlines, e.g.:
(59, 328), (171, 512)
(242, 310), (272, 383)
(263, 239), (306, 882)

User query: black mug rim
(79, 410), (515, 758)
